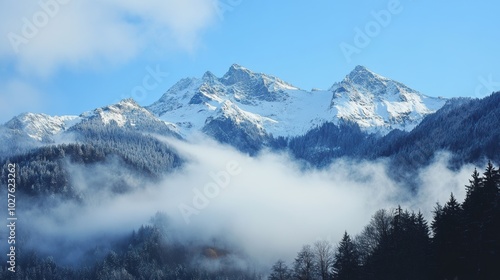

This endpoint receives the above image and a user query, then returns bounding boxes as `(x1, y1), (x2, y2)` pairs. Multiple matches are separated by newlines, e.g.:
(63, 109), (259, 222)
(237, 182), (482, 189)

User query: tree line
(0, 213), (262, 280)
(269, 162), (500, 280)
(0, 162), (497, 280)
(270, 93), (500, 175)
(1, 127), (181, 201)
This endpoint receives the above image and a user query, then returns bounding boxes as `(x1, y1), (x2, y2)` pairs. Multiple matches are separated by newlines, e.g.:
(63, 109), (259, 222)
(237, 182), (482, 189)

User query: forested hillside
(0, 122), (181, 208)
(281, 92), (500, 173)
(2, 162), (498, 279)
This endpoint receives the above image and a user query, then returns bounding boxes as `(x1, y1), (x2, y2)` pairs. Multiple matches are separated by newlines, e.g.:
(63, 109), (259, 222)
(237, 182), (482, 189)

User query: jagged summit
(348, 65), (375, 77)
(329, 66), (445, 130)
(4, 113), (80, 142)
(348, 65), (378, 76)
(346, 65), (387, 89)
(0, 64), (448, 157)
(226, 63), (250, 74)
(219, 64), (297, 91)
(148, 64), (447, 137)
(332, 65), (406, 95)
(0, 99), (179, 155)
(221, 64), (254, 85)
(117, 98), (141, 107)
(2, 98), (150, 143)
(226, 63), (249, 73)
(202, 71), (218, 82)
(148, 64), (299, 118)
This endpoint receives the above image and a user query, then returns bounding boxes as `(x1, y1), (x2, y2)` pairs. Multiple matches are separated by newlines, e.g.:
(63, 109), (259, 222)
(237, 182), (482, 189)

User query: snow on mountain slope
(81, 98), (177, 131)
(329, 66), (446, 131)
(0, 65), (446, 158)
(148, 64), (446, 137)
(147, 64), (309, 137)
(4, 113), (81, 142)
(0, 112), (81, 157)
(0, 99), (179, 154)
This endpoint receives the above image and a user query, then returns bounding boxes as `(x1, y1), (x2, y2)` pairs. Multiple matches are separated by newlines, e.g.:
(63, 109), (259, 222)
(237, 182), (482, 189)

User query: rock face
(1, 64), (447, 157)
(329, 65), (446, 132)
(0, 99), (179, 157)
(148, 64), (446, 139)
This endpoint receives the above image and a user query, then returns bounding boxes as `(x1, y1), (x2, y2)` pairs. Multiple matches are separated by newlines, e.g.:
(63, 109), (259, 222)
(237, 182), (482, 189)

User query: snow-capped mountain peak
(333, 65), (412, 96)
(5, 113), (81, 142)
(0, 64), (450, 158)
(72, 99), (179, 137)
(202, 71), (218, 83)
(1, 64), (445, 152)
(220, 64), (298, 92)
(148, 64), (447, 137)
(221, 64), (252, 85)
(0, 99), (179, 156)
(329, 66), (446, 131)
(344, 65), (389, 93)
(87, 98), (156, 127)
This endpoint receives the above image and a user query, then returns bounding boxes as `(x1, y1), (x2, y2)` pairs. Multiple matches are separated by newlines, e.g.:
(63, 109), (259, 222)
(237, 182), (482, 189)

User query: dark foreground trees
(269, 162), (500, 280)
(1, 163), (498, 279)
(332, 232), (360, 280)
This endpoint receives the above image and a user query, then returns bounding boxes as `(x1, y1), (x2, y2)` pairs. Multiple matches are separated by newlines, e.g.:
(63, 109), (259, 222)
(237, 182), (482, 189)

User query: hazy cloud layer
(11, 136), (475, 267)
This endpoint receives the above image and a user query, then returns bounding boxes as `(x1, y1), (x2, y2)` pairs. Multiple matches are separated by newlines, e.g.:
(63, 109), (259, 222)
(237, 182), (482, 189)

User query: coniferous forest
(0, 95), (499, 280)
(1, 162), (498, 279)
(270, 162), (500, 280)
(2, 0), (499, 278)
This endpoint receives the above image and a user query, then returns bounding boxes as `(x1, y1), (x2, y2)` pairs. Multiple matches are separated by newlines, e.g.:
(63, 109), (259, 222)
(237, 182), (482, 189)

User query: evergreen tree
(462, 162), (500, 279)
(478, 162), (500, 278)
(431, 193), (464, 279)
(410, 211), (432, 280)
(364, 207), (431, 280)
(332, 232), (360, 280)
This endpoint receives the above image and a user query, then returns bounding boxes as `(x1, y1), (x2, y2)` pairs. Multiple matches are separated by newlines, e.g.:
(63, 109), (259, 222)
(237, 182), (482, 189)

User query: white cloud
(0, 0), (218, 76)
(412, 152), (473, 219)
(19, 136), (477, 267)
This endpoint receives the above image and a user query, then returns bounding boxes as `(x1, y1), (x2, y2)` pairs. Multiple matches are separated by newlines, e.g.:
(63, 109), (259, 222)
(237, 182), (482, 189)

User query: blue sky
(1, 0), (499, 122)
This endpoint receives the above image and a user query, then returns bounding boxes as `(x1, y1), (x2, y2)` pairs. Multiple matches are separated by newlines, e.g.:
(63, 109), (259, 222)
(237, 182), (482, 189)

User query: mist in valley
(1, 135), (477, 275)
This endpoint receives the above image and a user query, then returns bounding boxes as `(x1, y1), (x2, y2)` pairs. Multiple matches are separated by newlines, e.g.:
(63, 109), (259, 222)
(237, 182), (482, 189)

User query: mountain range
(148, 64), (446, 138)
(1, 64), (499, 171)
(1, 64), (447, 156)
(1, 64), (500, 279)
(1, 63), (499, 280)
